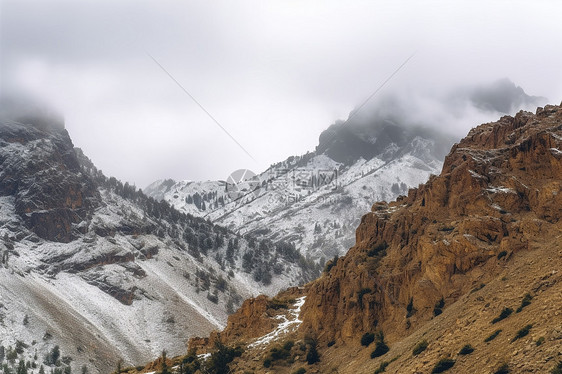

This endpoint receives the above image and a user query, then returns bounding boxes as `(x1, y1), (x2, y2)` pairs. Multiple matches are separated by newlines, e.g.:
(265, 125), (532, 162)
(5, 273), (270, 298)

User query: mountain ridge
(164, 103), (562, 373)
(0, 112), (316, 374)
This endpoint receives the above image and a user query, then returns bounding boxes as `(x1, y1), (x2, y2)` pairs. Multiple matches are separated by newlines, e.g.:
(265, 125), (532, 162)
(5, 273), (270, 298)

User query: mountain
(0, 105), (316, 374)
(145, 112), (455, 268)
(144, 79), (545, 272)
(141, 103), (562, 373)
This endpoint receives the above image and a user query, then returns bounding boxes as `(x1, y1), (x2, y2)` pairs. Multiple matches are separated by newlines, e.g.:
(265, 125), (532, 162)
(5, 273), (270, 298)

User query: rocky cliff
(0, 115), (99, 242)
(174, 104), (561, 373)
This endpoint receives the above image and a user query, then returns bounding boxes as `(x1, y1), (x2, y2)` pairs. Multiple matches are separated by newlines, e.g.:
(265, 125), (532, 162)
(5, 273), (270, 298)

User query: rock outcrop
(183, 104), (562, 373)
(299, 105), (561, 345)
(0, 115), (100, 242)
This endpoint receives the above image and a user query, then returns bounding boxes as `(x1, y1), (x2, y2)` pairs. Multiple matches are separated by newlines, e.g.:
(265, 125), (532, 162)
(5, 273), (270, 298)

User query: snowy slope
(146, 136), (447, 264)
(0, 116), (314, 374)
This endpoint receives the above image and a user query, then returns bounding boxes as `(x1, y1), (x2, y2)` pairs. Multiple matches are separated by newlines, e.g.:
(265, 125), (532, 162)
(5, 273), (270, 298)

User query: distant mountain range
(0, 79), (547, 374)
(147, 101), (562, 374)
(144, 79), (545, 267)
(0, 105), (316, 374)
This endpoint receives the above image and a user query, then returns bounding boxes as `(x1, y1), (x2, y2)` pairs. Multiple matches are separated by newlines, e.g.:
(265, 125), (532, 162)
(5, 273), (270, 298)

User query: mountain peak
(180, 104), (561, 373)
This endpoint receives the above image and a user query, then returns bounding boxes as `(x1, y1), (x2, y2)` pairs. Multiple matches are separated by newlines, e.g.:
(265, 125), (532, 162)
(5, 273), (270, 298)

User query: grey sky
(1, 0), (561, 187)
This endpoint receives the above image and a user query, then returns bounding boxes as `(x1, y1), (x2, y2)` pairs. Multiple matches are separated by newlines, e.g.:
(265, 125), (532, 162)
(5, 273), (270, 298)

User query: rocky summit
(0, 114), (99, 242)
(137, 104), (561, 373)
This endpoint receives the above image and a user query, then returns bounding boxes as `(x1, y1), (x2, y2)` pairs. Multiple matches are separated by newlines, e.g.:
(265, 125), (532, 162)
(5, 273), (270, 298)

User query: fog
(1, 0), (561, 187)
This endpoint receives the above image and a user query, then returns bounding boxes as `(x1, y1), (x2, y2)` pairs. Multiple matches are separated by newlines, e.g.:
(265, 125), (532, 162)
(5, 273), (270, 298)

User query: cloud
(1, 1), (561, 187)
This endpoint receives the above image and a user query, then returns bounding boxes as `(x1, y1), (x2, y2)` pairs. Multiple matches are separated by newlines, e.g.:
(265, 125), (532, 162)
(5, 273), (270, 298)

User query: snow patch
(248, 296), (306, 348)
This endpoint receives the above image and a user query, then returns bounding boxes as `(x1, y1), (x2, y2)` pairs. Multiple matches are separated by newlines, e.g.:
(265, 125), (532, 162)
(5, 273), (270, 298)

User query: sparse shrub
(374, 361), (389, 373)
(292, 368), (306, 374)
(207, 292), (219, 304)
(361, 333), (375, 347)
(263, 358), (272, 368)
(323, 256), (338, 273)
(406, 297), (415, 318)
(516, 293), (532, 313)
(367, 242), (388, 257)
(497, 250), (508, 259)
(511, 324), (532, 342)
(485, 329), (502, 342)
(204, 341), (243, 374)
(283, 341), (294, 351)
(433, 298), (445, 316)
(494, 363), (509, 374)
(536, 337), (545, 346)
(551, 361), (562, 374)
(431, 358), (455, 373)
(412, 340), (428, 356)
(374, 356), (399, 374)
(268, 299), (290, 310)
(306, 342), (319, 365)
(491, 307), (513, 324)
(458, 344), (474, 355)
(370, 331), (389, 358)
(327, 340), (335, 347)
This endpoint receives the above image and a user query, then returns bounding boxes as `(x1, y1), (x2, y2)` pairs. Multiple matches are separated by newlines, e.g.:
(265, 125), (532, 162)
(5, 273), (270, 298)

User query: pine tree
(17, 359), (27, 374)
(160, 351), (168, 374)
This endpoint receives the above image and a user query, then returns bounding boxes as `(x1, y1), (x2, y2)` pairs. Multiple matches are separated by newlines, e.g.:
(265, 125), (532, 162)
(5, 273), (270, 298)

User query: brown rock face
(188, 288), (305, 353)
(299, 106), (562, 344)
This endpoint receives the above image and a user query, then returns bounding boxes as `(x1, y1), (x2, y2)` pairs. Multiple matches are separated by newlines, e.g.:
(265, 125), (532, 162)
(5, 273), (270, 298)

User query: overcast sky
(1, 0), (561, 188)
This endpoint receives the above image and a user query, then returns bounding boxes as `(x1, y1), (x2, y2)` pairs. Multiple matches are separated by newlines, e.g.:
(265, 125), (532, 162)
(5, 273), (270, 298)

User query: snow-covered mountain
(145, 117), (454, 265)
(145, 80), (545, 266)
(0, 107), (316, 374)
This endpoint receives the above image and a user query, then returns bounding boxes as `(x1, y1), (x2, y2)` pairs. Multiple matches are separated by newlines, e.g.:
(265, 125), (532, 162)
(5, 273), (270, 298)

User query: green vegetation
(161, 351), (169, 374)
(497, 250), (508, 259)
(370, 331), (389, 359)
(268, 298), (293, 310)
(431, 358), (455, 373)
(511, 324), (532, 342)
(536, 337), (545, 346)
(361, 333), (375, 347)
(458, 344), (474, 355)
(412, 340), (428, 356)
(204, 341), (243, 374)
(374, 361), (389, 373)
(516, 293), (532, 313)
(434, 298), (445, 316)
(367, 242), (388, 257)
(263, 340), (294, 368)
(323, 255), (338, 273)
(305, 337), (319, 365)
(406, 297), (416, 318)
(484, 329), (502, 342)
(491, 307), (513, 324)
(373, 356), (398, 374)
(494, 363), (510, 374)
(179, 348), (201, 374)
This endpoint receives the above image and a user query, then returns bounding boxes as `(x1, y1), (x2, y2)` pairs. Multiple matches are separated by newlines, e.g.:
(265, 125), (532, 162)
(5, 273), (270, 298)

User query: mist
(1, 0), (561, 187)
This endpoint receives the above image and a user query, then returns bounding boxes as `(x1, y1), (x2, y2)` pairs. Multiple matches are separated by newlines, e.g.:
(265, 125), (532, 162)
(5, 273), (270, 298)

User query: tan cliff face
(299, 106), (561, 348)
(140, 105), (561, 373)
